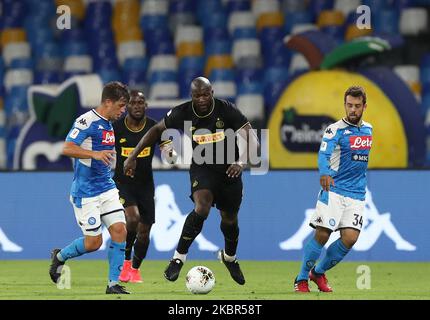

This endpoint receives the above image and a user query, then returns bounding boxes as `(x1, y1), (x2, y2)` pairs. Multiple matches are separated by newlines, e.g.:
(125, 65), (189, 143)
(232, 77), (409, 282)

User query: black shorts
(189, 165), (243, 213)
(116, 182), (155, 225)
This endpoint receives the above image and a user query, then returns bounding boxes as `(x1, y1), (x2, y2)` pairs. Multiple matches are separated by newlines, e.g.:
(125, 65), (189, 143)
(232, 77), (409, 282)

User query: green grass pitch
(0, 260), (429, 300)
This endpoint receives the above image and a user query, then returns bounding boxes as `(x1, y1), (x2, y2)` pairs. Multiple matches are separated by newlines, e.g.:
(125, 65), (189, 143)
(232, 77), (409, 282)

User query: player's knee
(341, 236), (358, 249)
(137, 229), (150, 242)
(85, 236), (103, 252)
(195, 201), (211, 217)
(109, 223), (127, 242)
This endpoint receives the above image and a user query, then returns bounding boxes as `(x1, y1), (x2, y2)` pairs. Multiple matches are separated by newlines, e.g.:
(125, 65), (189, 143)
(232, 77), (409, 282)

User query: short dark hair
(101, 81), (130, 103)
(344, 86), (366, 105)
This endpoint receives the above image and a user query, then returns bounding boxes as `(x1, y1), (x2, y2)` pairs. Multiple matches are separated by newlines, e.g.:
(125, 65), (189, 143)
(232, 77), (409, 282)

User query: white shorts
(70, 188), (126, 236)
(310, 191), (365, 231)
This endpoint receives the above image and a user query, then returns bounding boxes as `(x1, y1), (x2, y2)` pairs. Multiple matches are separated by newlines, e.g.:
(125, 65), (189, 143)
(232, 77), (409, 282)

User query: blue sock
(315, 238), (350, 274)
(108, 241), (126, 283)
(297, 238), (323, 281)
(58, 237), (87, 261)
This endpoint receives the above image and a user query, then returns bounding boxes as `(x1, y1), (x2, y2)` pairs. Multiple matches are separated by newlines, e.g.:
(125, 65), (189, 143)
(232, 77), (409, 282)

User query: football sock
(297, 238), (323, 281)
(315, 238), (349, 274)
(173, 250), (187, 263)
(58, 237), (87, 261)
(132, 234), (149, 269)
(108, 241), (126, 283)
(223, 251), (236, 262)
(124, 228), (137, 261)
(220, 221), (239, 257)
(176, 210), (206, 254)
(108, 280), (118, 288)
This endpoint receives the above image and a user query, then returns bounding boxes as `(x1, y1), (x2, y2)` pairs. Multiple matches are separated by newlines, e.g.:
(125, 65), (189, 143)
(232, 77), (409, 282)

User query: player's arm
(62, 141), (115, 166)
(318, 125), (340, 191)
(124, 120), (166, 176)
(226, 123), (260, 178)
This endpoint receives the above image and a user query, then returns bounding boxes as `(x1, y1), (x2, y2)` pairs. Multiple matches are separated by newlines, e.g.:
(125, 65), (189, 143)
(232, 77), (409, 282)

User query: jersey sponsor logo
(350, 136), (372, 150)
(192, 131), (225, 144)
(69, 128), (80, 139)
(102, 130), (115, 145)
(352, 153), (369, 162)
(121, 147), (151, 158)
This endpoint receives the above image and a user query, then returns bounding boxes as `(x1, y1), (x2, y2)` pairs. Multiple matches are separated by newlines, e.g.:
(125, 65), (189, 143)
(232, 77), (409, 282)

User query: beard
(347, 114), (361, 124)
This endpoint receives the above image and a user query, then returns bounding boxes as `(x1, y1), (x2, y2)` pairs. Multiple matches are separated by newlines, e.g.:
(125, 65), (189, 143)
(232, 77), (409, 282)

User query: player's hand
(124, 156), (137, 178)
(320, 175), (334, 191)
(226, 162), (244, 178)
(93, 150), (116, 166)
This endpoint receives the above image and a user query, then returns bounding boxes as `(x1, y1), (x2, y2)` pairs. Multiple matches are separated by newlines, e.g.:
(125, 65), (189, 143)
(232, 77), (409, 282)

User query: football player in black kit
(113, 90), (174, 283)
(123, 77), (260, 285)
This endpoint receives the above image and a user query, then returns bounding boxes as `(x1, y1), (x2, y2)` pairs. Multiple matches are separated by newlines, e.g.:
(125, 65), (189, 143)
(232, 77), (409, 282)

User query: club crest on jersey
(102, 130), (115, 145)
(216, 119), (224, 128)
(350, 136), (372, 150)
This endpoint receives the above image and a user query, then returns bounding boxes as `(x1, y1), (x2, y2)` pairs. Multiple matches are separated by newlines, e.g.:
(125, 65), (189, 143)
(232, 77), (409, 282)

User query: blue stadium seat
(362, 0), (393, 12)
(263, 42), (292, 68)
(148, 41), (175, 57)
(34, 42), (61, 59)
(205, 40), (232, 55)
(140, 15), (169, 32)
(284, 11), (313, 33)
(236, 68), (263, 84)
(62, 42), (89, 57)
(374, 9), (400, 34)
(34, 70), (62, 84)
(149, 70), (178, 86)
(238, 82), (264, 95)
(9, 58), (34, 69)
(93, 56), (119, 72)
(226, 0), (251, 13)
(98, 69), (121, 85)
(263, 67), (290, 88)
(320, 25), (345, 44)
(179, 56), (205, 71)
(197, 0), (225, 24)
(204, 27), (230, 42)
(233, 27), (258, 40)
(4, 86), (29, 115)
(209, 69), (235, 82)
(259, 27), (285, 48)
(309, 0), (334, 19)
(169, 0), (196, 14)
(201, 12), (227, 29)
(86, 1), (112, 19)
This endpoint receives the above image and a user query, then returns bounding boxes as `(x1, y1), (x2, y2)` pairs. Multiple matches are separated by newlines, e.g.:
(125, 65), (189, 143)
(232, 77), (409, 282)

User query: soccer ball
(185, 266), (215, 294)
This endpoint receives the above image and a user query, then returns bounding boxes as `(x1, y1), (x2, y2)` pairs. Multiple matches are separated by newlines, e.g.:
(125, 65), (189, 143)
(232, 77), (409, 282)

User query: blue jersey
(65, 109), (116, 198)
(318, 118), (373, 200)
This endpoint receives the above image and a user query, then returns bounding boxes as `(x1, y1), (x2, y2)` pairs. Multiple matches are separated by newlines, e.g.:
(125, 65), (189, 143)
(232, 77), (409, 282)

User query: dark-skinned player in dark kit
(113, 90), (174, 283)
(123, 77), (260, 285)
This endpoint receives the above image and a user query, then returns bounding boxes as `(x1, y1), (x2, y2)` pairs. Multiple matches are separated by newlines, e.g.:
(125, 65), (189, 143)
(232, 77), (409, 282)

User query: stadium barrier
(0, 170), (428, 261)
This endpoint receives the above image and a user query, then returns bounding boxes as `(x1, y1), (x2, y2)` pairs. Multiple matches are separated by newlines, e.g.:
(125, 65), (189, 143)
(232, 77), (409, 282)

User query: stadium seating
(1, 0), (430, 168)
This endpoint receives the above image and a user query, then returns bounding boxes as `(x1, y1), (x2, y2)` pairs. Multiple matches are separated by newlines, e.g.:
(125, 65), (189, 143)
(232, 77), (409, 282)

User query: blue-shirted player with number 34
(294, 86), (373, 293)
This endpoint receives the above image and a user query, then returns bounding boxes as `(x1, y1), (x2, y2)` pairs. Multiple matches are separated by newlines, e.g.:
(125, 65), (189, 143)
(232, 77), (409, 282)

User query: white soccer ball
(185, 266), (216, 294)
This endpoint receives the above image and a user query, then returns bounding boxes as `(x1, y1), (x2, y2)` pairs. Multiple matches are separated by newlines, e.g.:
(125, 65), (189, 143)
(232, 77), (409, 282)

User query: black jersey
(113, 116), (163, 186)
(164, 98), (249, 174)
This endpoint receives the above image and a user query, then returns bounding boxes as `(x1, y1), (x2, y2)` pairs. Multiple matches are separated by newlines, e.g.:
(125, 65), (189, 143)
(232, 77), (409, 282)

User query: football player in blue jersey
(294, 86), (373, 293)
(49, 81), (131, 294)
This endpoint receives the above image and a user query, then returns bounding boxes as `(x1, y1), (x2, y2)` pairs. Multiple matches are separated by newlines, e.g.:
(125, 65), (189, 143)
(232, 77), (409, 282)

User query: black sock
(176, 210), (206, 254)
(125, 229), (137, 261)
(220, 221), (239, 257)
(132, 235), (150, 269)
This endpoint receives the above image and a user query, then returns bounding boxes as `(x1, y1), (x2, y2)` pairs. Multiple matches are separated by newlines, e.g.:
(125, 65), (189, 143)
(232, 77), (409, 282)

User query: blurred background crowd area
(1, 0), (430, 170)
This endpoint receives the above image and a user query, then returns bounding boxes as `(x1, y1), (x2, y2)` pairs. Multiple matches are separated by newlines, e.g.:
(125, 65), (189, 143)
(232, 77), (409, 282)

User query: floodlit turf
(0, 260), (429, 300)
